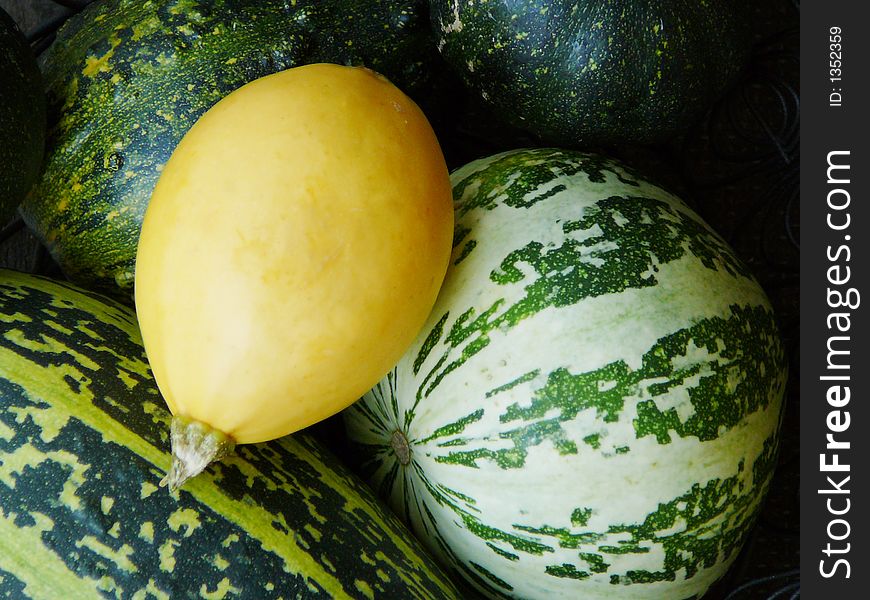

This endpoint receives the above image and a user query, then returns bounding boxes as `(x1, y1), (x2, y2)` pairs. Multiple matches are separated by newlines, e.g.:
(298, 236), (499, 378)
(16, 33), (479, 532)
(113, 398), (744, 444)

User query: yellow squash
(134, 64), (453, 490)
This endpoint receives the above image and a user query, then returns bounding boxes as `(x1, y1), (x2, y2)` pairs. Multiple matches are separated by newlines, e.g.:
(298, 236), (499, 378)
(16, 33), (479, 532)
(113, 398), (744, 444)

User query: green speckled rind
(21, 0), (445, 298)
(430, 0), (750, 145)
(0, 269), (459, 600)
(0, 8), (46, 224)
(344, 149), (787, 599)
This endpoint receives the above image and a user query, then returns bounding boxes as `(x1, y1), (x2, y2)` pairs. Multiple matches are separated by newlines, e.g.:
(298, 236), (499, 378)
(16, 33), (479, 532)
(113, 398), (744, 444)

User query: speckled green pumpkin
(0, 8), (46, 225)
(0, 269), (460, 599)
(21, 0), (447, 298)
(344, 149), (787, 599)
(430, 0), (750, 146)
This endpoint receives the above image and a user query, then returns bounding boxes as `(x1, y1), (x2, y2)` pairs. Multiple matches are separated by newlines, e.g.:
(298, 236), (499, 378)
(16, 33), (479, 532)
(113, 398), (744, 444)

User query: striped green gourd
(344, 148), (787, 599)
(0, 269), (459, 599)
(20, 0), (448, 298)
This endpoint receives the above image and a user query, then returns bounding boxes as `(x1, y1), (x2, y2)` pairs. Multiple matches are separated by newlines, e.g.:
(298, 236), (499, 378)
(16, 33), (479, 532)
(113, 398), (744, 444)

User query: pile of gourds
(1, 2), (786, 599)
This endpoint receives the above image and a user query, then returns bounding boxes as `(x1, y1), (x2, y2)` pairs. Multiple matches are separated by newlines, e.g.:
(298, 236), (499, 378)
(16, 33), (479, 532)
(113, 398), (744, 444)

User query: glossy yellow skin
(135, 64), (453, 444)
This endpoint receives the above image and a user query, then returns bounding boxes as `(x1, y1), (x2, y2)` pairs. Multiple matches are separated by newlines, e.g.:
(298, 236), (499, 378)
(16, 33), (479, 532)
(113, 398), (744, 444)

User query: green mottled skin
(427, 304), (783, 469)
(0, 8), (45, 224)
(21, 0), (446, 298)
(345, 149), (787, 599)
(430, 0), (750, 145)
(0, 269), (459, 599)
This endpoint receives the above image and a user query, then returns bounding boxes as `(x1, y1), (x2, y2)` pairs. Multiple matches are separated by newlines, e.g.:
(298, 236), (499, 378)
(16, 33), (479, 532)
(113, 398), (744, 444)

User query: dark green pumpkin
(21, 0), (449, 298)
(0, 7), (46, 225)
(430, 0), (750, 146)
(0, 268), (460, 599)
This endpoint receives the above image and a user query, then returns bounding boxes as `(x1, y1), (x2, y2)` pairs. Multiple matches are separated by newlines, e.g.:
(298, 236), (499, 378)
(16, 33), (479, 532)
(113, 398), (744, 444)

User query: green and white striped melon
(0, 269), (459, 599)
(344, 149), (787, 599)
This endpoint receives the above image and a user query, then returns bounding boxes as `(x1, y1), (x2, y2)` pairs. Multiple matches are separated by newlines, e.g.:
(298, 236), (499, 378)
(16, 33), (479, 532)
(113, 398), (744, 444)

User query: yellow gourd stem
(161, 415), (236, 492)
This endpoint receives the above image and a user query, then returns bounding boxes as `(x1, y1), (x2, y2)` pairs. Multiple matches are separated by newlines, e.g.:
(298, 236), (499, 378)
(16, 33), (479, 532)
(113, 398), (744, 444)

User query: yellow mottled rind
(0, 269), (459, 599)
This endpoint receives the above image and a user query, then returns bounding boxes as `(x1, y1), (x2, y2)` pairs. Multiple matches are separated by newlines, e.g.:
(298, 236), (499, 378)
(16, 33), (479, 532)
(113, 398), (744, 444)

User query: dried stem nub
(161, 415), (235, 492)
